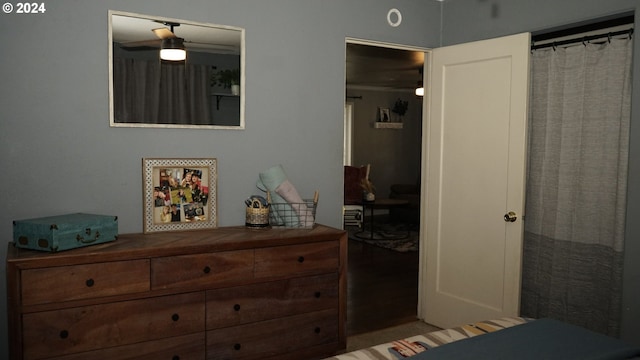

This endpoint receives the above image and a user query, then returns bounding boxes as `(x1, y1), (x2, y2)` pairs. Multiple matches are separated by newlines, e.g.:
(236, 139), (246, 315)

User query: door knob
(504, 211), (517, 222)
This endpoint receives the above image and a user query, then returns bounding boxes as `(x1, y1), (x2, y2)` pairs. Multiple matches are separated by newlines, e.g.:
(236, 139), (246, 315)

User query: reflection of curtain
(521, 37), (632, 337)
(113, 58), (211, 124)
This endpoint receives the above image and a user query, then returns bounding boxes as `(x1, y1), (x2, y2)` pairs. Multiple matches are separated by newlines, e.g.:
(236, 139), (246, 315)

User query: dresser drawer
(206, 309), (339, 359)
(22, 292), (205, 359)
(21, 260), (150, 306)
(152, 250), (254, 290)
(47, 333), (205, 360)
(206, 273), (339, 329)
(254, 242), (339, 279)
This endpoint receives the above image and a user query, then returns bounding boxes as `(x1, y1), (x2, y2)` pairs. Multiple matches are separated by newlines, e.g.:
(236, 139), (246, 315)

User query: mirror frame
(108, 10), (246, 129)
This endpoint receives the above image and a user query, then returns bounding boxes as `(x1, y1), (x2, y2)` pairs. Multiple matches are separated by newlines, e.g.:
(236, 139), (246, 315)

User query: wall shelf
(374, 122), (403, 129)
(211, 93), (239, 110)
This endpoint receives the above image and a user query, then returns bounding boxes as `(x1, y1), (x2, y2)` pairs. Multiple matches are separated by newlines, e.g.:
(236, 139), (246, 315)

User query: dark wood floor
(346, 237), (420, 336)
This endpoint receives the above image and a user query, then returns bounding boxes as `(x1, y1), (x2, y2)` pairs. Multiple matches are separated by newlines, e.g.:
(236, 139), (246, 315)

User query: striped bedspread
(325, 317), (529, 360)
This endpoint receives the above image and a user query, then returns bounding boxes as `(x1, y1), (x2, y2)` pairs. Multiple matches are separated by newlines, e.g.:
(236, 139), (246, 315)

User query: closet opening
(522, 12), (634, 338)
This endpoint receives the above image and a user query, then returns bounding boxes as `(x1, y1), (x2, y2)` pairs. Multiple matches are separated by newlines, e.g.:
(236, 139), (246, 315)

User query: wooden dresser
(6, 224), (347, 360)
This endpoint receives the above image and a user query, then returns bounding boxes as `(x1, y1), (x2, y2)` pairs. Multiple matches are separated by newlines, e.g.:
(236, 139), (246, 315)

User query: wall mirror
(109, 10), (245, 129)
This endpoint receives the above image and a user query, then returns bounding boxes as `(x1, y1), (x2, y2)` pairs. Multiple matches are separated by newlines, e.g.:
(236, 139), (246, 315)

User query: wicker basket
(245, 199), (270, 228)
(268, 191), (318, 229)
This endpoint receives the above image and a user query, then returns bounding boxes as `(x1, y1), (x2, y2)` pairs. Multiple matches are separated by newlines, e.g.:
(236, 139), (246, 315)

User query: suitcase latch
(76, 229), (100, 244)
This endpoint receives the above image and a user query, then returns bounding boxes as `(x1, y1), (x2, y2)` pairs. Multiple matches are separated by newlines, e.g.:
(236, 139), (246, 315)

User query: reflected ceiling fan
(156, 22), (186, 61)
(118, 21), (238, 56)
(119, 21), (186, 60)
(152, 21), (181, 41)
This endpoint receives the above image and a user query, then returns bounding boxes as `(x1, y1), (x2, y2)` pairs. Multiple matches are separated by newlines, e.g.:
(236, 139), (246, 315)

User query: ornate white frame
(143, 158), (218, 233)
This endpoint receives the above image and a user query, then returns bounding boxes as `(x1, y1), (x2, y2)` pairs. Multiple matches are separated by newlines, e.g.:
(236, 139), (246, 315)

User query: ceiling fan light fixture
(160, 38), (186, 61)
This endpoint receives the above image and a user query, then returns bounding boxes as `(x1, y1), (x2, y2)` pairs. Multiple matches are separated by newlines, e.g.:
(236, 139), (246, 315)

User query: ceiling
(111, 13), (242, 54)
(346, 43), (424, 91)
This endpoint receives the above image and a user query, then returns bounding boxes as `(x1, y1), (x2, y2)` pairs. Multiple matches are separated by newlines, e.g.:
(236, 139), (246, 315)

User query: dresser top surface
(7, 224), (345, 267)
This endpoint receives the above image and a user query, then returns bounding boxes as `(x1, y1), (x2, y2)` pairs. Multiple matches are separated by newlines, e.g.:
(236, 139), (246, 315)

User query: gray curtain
(113, 57), (211, 124)
(521, 36), (633, 337)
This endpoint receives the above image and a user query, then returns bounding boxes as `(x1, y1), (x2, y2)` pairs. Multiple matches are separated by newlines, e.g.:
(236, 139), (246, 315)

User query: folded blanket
(412, 318), (640, 360)
(327, 317), (640, 360)
(326, 317), (527, 360)
(276, 180), (314, 227)
(256, 165), (299, 226)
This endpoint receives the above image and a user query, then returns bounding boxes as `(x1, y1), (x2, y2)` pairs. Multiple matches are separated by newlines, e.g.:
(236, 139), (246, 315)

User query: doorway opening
(343, 38), (427, 336)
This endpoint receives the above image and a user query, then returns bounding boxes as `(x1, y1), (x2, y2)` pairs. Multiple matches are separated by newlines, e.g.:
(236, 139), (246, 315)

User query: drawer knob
(203, 266), (211, 274)
(234, 304), (241, 311)
(172, 313), (180, 322)
(172, 357), (180, 360)
(298, 256), (305, 263)
(60, 330), (69, 339)
(315, 291), (321, 298)
(315, 327), (321, 334)
(85, 278), (95, 287)
(234, 343), (241, 351)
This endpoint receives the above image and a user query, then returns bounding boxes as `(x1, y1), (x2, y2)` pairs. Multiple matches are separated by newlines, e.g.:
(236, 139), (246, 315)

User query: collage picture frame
(142, 158), (218, 233)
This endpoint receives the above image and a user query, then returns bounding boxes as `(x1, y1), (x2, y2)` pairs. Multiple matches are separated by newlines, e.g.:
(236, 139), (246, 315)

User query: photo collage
(153, 167), (209, 224)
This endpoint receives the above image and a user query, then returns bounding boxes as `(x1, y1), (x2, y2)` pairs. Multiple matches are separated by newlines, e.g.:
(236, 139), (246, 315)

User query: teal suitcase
(13, 213), (118, 252)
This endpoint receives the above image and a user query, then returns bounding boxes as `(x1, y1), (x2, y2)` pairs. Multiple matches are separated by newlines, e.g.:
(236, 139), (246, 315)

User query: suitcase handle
(76, 229), (100, 244)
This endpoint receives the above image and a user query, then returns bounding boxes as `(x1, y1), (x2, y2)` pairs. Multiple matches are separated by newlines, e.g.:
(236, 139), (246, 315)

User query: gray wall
(347, 88), (423, 196)
(2, 0), (639, 355)
(439, 0), (640, 345)
(0, 0), (440, 356)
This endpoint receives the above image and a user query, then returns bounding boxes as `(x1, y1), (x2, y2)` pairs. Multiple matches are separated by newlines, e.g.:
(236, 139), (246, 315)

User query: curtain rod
(531, 28), (633, 51)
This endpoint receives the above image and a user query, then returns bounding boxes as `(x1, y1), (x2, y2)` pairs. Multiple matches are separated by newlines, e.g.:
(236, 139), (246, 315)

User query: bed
(326, 317), (640, 360)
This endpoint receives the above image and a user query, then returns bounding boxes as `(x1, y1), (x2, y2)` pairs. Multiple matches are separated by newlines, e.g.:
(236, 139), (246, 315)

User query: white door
(420, 33), (530, 329)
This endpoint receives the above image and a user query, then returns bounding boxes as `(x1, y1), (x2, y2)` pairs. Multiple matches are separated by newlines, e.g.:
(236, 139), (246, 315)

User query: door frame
(418, 49), (432, 322)
(344, 101), (354, 166)
(345, 37), (431, 53)
(344, 36), (432, 318)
